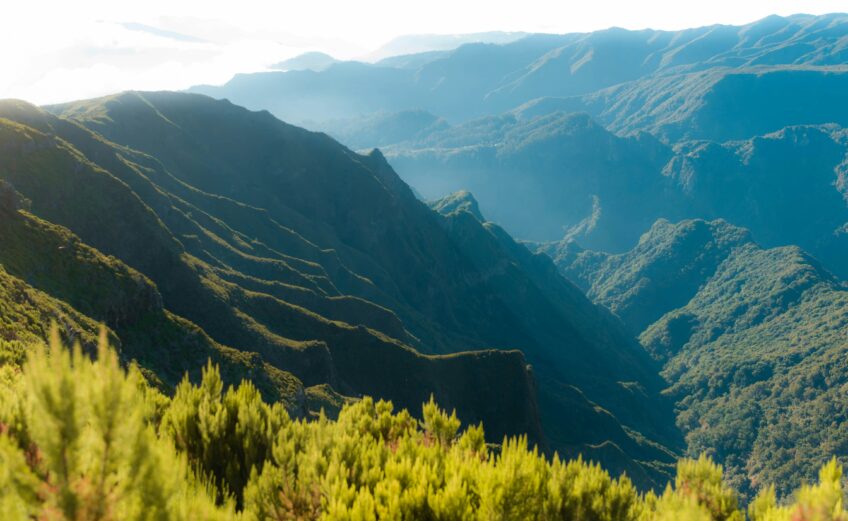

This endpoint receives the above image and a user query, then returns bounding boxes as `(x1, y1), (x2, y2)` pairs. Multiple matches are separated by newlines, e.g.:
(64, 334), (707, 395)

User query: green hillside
(545, 219), (848, 497)
(0, 97), (543, 447)
(0, 92), (678, 484)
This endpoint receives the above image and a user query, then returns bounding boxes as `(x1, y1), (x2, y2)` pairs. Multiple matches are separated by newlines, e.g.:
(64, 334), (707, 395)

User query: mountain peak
(271, 51), (339, 72)
(429, 190), (484, 221)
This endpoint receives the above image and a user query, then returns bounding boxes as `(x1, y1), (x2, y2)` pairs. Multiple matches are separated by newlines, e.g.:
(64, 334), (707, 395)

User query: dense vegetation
(3, 331), (848, 520)
(547, 219), (848, 499)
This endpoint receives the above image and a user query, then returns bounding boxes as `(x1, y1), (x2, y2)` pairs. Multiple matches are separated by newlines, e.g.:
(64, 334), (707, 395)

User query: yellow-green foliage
(2, 331), (848, 520)
(0, 329), (232, 521)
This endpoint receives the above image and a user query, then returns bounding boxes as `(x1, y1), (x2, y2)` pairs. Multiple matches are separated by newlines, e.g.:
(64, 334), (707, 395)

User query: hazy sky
(2, 0), (846, 104)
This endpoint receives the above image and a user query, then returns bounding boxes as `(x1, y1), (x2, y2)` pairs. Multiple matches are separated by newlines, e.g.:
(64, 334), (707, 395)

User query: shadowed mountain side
(430, 191), (681, 482)
(0, 93), (682, 484)
(0, 104), (544, 447)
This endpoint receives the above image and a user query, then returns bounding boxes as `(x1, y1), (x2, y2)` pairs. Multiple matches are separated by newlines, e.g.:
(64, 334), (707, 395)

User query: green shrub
(3, 328), (848, 520)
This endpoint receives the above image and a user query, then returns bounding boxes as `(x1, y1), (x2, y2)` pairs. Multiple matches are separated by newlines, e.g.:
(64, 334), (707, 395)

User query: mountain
(533, 65), (848, 142)
(186, 14), (848, 280)
(271, 51), (339, 72)
(384, 114), (848, 279)
(0, 96), (541, 445)
(483, 14), (848, 115)
(362, 31), (529, 62)
(386, 110), (848, 273)
(363, 31), (527, 63)
(428, 192), (680, 479)
(0, 92), (678, 485)
(0, 195), (316, 408)
(319, 109), (449, 149)
(189, 35), (576, 124)
(190, 14), (848, 127)
(385, 112), (677, 247)
(544, 218), (848, 498)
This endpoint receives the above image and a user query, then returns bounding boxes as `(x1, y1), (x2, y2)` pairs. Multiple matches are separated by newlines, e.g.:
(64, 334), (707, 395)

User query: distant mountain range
(361, 32), (529, 62)
(188, 13), (848, 281)
(191, 13), (848, 125)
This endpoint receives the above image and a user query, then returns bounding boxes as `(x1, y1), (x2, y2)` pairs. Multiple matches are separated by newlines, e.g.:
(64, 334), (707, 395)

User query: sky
(1, 0), (846, 105)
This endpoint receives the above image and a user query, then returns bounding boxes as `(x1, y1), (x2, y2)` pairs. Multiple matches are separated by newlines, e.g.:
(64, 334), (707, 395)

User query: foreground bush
(1, 330), (847, 520)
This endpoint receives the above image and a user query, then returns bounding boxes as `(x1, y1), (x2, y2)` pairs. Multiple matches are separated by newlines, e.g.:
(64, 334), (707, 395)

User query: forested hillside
(544, 219), (848, 498)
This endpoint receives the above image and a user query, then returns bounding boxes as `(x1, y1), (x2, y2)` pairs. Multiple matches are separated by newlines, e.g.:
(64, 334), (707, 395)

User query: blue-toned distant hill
(191, 13), (848, 128)
(271, 51), (338, 72)
(385, 113), (848, 279)
(189, 14), (848, 281)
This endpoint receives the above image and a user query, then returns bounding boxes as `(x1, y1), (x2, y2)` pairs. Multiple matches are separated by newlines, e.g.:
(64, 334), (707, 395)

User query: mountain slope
(0, 186), (306, 408)
(0, 98), (544, 447)
(386, 113), (848, 278)
(546, 218), (848, 497)
(386, 112), (677, 246)
(0, 92), (680, 484)
(430, 192), (680, 481)
(52, 92), (680, 483)
(542, 66), (848, 142)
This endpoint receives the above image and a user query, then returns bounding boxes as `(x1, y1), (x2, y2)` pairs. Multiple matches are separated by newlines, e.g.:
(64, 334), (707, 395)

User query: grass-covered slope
(4, 91), (684, 483)
(0, 265), (101, 367)
(52, 89), (676, 481)
(0, 98), (545, 449)
(0, 197), (306, 406)
(546, 218), (848, 497)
